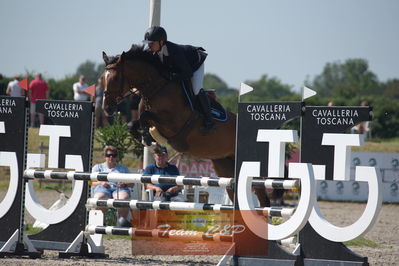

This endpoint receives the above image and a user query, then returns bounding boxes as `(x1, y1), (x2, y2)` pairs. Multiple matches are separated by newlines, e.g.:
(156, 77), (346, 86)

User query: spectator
(73, 75), (89, 101)
(91, 145), (133, 224)
(352, 101), (371, 139)
(6, 74), (25, 97)
(327, 101), (334, 107)
(29, 73), (50, 127)
(0, 74), (6, 95)
(94, 77), (109, 128)
(143, 145), (183, 201)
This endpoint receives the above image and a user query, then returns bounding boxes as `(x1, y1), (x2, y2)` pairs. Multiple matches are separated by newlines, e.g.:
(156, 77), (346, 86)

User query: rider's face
(148, 41), (162, 52)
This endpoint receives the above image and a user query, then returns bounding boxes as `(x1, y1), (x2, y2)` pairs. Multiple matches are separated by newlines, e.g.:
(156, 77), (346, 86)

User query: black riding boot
(197, 89), (215, 134)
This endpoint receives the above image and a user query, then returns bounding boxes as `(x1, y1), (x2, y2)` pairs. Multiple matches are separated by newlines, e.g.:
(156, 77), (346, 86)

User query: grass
(103, 234), (132, 240)
(24, 223), (131, 239)
(352, 137), (399, 153)
(344, 237), (382, 248)
(24, 224), (44, 235)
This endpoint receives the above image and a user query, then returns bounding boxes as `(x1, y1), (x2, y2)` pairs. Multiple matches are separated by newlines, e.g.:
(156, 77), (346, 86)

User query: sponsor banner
(236, 102), (302, 178)
(35, 99), (93, 171)
(0, 96), (27, 244)
(171, 155), (216, 177)
(301, 106), (371, 180)
(131, 210), (267, 256)
(28, 100), (94, 246)
(235, 101), (302, 256)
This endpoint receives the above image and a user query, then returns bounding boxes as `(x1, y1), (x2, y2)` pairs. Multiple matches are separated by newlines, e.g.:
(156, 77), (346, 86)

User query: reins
(141, 80), (169, 106)
(105, 64), (170, 105)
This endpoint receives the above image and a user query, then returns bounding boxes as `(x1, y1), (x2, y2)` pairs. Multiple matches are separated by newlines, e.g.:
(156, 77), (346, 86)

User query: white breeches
(191, 63), (204, 95)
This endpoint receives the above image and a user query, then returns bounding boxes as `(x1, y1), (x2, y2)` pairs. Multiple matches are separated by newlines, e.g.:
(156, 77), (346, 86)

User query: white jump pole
(149, 0), (161, 27)
(142, 0), (162, 198)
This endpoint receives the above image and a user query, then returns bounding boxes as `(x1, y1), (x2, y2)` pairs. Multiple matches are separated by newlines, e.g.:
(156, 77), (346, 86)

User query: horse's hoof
(116, 217), (131, 228)
(142, 135), (153, 146)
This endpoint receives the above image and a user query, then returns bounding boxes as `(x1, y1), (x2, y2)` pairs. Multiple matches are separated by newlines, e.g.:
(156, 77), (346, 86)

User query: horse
(102, 44), (268, 206)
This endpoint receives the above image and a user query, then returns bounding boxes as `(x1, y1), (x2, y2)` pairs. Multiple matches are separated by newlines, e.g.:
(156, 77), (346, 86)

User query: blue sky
(1, 0), (398, 92)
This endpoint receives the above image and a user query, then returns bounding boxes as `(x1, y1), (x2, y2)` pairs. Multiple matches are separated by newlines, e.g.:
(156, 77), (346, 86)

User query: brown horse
(102, 45), (267, 206)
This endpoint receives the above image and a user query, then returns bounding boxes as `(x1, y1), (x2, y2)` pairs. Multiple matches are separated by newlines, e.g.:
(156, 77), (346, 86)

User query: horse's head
(102, 51), (130, 116)
(102, 45), (166, 116)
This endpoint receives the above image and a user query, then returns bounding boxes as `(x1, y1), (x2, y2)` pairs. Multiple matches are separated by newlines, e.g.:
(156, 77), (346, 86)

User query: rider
(143, 26), (215, 133)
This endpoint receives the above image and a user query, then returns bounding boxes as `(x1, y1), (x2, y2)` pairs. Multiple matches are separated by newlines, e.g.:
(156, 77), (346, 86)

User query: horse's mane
(105, 44), (163, 70)
(123, 44), (164, 71)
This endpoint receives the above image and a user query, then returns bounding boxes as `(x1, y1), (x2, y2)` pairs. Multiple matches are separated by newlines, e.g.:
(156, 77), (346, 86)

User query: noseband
(104, 64), (170, 108)
(104, 65), (134, 105)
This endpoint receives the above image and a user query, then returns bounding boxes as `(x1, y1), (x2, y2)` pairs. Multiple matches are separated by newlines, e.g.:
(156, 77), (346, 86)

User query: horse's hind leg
(212, 156), (270, 207)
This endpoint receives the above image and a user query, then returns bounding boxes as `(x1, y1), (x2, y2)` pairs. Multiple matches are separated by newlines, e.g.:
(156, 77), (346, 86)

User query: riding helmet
(143, 26), (167, 43)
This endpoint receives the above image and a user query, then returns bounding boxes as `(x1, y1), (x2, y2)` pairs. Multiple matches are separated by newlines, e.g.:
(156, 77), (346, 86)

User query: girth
(166, 111), (200, 152)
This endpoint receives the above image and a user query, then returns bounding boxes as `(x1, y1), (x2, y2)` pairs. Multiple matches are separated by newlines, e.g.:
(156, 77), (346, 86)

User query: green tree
(94, 114), (143, 162)
(381, 79), (399, 99)
(48, 75), (75, 100)
(241, 74), (297, 101)
(370, 98), (399, 139)
(204, 73), (236, 97)
(218, 92), (239, 113)
(75, 60), (103, 85)
(204, 73), (227, 90)
(96, 63), (105, 80)
(312, 58), (380, 98)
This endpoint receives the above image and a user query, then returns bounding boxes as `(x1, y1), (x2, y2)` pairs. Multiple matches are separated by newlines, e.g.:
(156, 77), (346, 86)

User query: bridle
(104, 63), (170, 107)
(104, 65), (135, 105)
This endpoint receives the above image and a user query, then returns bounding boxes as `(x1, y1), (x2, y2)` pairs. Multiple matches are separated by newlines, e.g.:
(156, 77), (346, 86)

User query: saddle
(181, 80), (229, 123)
(142, 81), (230, 153)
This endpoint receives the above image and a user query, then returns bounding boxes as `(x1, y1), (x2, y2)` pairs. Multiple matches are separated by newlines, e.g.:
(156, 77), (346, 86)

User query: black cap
(143, 26), (167, 43)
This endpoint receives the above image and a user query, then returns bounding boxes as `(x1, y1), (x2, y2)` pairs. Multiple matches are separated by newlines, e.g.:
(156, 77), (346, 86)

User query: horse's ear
(103, 51), (109, 65)
(120, 51), (126, 61)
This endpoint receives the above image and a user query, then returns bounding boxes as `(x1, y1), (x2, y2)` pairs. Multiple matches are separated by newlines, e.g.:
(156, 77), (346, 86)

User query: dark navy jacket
(159, 41), (207, 81)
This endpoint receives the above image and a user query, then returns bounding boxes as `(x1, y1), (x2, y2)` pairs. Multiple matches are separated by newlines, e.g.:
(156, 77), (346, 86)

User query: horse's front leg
(140, 111), (158, 146)
(128, 119), (142, 141)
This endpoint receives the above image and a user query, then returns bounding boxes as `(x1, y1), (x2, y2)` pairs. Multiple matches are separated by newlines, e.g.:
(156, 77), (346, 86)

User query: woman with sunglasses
(91, 145), (133, 226)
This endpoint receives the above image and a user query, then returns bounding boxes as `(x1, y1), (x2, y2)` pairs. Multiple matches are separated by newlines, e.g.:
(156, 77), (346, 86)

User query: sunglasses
(105, 153), (117, 158)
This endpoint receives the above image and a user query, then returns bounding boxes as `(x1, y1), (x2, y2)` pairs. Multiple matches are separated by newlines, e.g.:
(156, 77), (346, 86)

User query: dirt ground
(0, 190), (398, 265)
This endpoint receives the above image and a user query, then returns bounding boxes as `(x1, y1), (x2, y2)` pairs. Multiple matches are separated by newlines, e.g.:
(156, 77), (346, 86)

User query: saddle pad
(209, 98), (228, 122)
